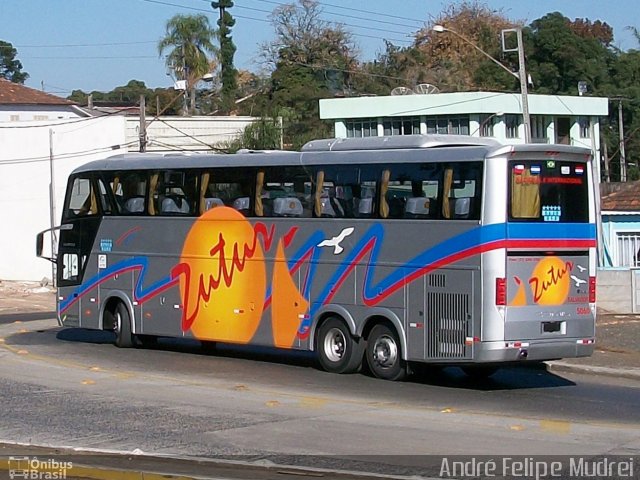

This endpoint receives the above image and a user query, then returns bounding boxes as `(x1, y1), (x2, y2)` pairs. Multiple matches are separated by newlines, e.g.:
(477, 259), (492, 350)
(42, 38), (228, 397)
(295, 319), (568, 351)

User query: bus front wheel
(113, 302), (134, 348)
(366, 324), (406, 381)
(316, 317), (364, 374)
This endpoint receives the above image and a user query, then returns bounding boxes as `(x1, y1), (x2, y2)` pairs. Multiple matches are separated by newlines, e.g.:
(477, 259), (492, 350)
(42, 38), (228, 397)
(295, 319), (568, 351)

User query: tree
(628, 26), (640, 47)
(413, 1), (517, 92)
(527, 13), (615, 95)
(158, 14), (218, 115)
(67, 81), (184, 117)
(570, 18), (614, 47)
(0, 40), (28, 83)
(212, 1), (238, 113)
(259, 0), (358, 148)
(353, 42), (428, 96)
(218, 117), (282, 152)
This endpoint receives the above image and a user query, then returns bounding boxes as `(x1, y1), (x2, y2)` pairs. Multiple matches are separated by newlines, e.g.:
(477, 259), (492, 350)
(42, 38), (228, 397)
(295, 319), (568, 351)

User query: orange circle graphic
(179, 207), (266, 343)
(529, 256), (572, 305)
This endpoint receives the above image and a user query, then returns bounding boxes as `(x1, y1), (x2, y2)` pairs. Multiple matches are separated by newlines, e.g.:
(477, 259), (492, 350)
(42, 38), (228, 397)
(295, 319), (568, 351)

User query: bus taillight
(589, 276), (596, 303)
(496, 278), (507, 306)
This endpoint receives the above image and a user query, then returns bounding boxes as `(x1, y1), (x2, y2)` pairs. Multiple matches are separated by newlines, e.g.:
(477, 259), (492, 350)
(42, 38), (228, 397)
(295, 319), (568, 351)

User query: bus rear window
(509, 160), (588, 223)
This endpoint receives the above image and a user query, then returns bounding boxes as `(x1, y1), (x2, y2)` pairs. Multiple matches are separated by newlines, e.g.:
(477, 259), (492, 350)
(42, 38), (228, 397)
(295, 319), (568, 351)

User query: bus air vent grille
(428, 274), (446, 288)
(425, 292), (471, 359)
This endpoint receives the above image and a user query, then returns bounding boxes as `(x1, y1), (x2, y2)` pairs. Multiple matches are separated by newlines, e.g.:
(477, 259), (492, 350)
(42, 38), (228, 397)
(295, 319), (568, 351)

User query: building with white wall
(319, 91), (608, 162)
(0, 115), (127, 281)
(124, 115), (263, 152)
(0, 80), (263, 281)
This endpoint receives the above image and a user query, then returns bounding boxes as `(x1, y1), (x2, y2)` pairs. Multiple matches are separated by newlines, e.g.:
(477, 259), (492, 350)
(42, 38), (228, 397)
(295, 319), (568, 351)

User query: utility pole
(139, 95), (147, 153)
(48, 129), (57, 286)
(181, 44), (189, 116)
(603, 138), (610, 183)
(618, 99), (627, 182)
(502, 28), (531, 143)
(516, 28), (531, 143)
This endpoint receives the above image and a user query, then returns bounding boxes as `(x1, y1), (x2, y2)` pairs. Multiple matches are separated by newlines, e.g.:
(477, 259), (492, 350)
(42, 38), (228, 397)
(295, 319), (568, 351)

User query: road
(0, 315), (639, 478)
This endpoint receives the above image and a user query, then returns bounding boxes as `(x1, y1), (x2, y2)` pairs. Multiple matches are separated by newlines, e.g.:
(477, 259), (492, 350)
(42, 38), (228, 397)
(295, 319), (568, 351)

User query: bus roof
(487, 143), (593, 162)
(301, 135), (500, 151)
(69, 135), (592, 175)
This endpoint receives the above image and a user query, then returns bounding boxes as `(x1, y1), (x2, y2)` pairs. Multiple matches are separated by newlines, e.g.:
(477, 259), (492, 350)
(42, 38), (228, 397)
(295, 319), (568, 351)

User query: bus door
(505, 160), (595, 343)
(57, 175), (105, 328)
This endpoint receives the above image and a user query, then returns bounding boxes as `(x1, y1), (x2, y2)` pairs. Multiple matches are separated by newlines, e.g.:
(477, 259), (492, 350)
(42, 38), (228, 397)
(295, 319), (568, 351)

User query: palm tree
(158, 14), (218, 115)
(628, 26), (640, 46)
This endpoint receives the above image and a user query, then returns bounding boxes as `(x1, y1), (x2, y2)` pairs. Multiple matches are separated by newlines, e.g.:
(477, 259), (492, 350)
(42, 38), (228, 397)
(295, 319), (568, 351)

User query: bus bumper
(474, 339), (595, 363)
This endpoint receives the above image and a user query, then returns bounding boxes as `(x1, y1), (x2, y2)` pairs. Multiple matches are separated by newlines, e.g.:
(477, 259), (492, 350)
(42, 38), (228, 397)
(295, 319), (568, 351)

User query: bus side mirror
(36, 232), (44, 258)
(36, 224), (73, 263)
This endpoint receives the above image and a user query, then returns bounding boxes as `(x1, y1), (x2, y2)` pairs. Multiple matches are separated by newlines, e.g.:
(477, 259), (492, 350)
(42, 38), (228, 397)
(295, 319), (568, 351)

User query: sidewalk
(1, 280), (639, 379)
(547, 310), (640, 379)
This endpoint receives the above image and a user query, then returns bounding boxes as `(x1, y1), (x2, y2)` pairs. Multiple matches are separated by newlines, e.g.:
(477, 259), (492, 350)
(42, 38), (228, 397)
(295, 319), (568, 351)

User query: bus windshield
(509, 160), (589, 223)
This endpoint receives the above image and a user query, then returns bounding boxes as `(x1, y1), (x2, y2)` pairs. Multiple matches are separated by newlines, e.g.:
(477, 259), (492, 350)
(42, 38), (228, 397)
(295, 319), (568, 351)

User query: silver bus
(37, 135), (597, 380)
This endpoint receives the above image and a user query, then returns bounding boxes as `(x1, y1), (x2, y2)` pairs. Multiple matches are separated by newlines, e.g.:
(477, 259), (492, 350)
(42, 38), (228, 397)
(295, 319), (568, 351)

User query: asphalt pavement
(1, 279), (639, 379)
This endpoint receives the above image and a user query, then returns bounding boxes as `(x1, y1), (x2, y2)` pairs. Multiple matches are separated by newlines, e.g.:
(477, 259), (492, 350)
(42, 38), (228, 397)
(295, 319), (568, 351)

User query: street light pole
(433, 25), (531, 143)
(504, 28), (531, 143)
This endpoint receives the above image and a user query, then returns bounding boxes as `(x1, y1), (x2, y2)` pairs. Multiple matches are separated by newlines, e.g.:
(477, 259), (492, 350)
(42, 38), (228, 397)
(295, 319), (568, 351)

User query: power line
(9, 41), (159, 49)
(220, 0), (415, 38)
(250, 0), (424, 26)
(143, 0), (412, 44)
(0, 141), (138, 166)
(24, 55), (157, 60)
(221, 0), (420, 31)
(141, 0), (270, 23)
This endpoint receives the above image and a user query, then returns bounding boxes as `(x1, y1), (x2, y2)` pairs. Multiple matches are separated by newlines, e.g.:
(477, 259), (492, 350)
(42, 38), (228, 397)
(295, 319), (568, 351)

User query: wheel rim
(113, 311), (122, 336)
(371, 334), (398, 369)
(323, 327), (346, 362)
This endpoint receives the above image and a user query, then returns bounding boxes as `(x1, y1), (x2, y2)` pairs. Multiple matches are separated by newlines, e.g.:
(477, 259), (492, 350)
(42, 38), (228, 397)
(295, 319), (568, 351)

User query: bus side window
(382, 164), (441, 220)
(442, 162), (483, 220)
(154, 170), (192, 216)
(115, 172), (147, 215)
(64, 176), (98, 219)
(354, 181), (376, 218)
(259, 166), (312, 218)
(198, 169), (254, 216)
(95, 177), (112, 214)
(314, 170), (346, 218)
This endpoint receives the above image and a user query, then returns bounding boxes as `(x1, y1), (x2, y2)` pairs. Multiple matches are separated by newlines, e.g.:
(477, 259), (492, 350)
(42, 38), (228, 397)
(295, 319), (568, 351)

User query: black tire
(366, 324), (406, 381)
(316, 317), (364, 374)
(113, 302), (134, 348)
(461, 365), (499, 379)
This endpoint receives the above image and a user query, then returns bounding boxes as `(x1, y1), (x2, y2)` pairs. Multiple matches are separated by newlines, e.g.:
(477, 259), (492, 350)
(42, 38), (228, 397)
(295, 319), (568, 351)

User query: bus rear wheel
(366, 324), (406, 381)
(112, 302), (134, 348)
(316, 317), (364, 374)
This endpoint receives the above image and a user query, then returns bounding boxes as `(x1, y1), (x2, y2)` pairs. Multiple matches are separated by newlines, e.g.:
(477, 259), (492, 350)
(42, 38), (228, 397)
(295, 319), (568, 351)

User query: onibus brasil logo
(8, 457), (73, 479)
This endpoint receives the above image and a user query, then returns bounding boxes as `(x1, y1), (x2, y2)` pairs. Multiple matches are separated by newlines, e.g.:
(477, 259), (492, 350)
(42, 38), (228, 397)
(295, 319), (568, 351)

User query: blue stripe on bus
(59, 256), (176, 314)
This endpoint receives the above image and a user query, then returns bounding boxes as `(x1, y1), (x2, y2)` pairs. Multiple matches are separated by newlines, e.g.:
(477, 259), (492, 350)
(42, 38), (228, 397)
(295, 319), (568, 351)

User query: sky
(1, 0), (639, 97)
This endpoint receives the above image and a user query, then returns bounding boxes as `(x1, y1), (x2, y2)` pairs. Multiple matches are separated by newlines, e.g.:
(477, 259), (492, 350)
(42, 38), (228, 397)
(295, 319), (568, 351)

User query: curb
(0, 444), (431, 480)
(545, 361), (640, 380)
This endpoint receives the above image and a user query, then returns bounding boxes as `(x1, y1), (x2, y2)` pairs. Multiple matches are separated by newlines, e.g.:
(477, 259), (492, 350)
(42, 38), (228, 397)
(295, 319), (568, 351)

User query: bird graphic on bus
(570, 275), (587, 288)
(317, 227), (354, 255)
